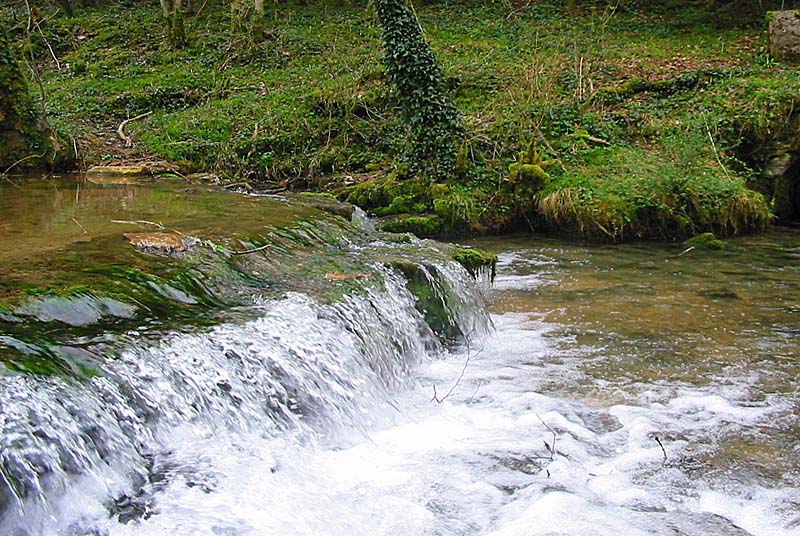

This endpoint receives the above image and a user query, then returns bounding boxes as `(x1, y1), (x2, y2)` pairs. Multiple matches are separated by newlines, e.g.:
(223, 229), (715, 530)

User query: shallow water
(1, 176), (798, 535)
(101, 230), (797, 536)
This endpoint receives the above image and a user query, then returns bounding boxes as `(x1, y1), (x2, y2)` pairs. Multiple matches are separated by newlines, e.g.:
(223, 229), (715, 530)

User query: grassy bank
(5, 0), (799, 240)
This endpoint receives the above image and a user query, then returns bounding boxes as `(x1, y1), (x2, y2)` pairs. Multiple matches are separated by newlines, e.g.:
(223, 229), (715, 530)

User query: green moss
(509, 164), (549, 186)
(381, 216), (442, 237)
(453, 247), (497, 282)
(388, 260), (461, 341)
(346, 180), (396, 210)
(374, 194), (428, 217)
(683, 232), (726, 250)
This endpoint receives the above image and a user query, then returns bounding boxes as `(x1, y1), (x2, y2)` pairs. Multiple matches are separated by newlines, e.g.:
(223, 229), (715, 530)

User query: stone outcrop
(768, 10), (800, 64)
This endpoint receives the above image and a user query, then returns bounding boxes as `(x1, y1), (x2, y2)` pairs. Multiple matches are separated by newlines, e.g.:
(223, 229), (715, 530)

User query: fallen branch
(223, 181), (253, 190)
(585, 135), (611, 146)
(117, 111), (153, 148)
(2, 151), (46, 176)
(110, 219), (165, 230)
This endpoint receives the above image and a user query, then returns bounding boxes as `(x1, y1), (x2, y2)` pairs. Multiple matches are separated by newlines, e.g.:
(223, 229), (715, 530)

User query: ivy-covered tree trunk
(375, 0), (462, 181)
(0, 28), (66, 172)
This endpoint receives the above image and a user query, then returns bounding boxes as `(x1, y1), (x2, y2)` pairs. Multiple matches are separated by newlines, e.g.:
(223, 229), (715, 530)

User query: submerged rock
(290, 193), (355, 220)
(124, 232), (193, 254)
(683, 232), (726, 250)
(768, 10), (800, 63)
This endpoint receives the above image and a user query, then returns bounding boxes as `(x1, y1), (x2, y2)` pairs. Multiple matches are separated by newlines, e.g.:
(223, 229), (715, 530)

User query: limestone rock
(87, 165), (148, 176)
(768, 10), (800, 63)
(124, 232), (190, 254)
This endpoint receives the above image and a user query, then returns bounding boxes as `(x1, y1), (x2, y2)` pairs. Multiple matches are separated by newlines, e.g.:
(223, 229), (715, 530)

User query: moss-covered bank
(3, 0), (799, 240)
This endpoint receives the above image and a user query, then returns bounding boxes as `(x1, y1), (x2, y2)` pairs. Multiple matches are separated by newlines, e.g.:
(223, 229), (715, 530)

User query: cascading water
(0, 263), (490, 535)
(2, 177), (798, 536)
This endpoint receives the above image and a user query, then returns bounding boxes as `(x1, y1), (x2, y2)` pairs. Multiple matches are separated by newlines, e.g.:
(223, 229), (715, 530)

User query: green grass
(5, 0), (798, 240)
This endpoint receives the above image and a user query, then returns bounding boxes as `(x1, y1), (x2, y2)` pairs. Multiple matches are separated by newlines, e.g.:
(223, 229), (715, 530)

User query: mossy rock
(683, 232), (726, 250)
(387, 259), (461, 342)
(453, 247), (497, 282)
(593, 77), (647, 103)
(381, 216), (442, 238)
(345, 179), (397, 210)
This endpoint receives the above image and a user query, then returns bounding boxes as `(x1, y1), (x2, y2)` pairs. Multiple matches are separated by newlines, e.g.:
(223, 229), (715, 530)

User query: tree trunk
(253, 0), (265, 41)
(58, 0), (75, 17)
(375, 0), (462, 181)
(160, 0), (187, 48)
(0, 28), (69, 172)
(231, 0), (266, 42)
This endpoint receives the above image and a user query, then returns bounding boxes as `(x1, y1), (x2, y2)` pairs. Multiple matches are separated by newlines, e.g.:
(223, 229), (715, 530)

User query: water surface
(0, 175), (797, 535)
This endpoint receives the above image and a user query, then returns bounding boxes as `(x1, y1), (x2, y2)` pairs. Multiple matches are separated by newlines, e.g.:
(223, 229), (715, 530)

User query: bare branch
(110, 219), (165, 230)
(117, 111), (153, 148)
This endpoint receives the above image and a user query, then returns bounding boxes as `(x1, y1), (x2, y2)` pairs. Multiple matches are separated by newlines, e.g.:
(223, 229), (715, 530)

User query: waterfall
(0, 261), (489, 535)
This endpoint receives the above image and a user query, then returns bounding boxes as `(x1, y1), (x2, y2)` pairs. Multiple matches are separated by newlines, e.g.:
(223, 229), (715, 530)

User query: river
(0, 176), (797, 535)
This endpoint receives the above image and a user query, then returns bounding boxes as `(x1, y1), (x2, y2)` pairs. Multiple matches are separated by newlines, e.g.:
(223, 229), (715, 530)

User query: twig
(534, 126), (566, 172)
(537, 415), (557, 460)
(33, 19), (61, 70)
(110, 219), (165, 230)
(432, 324), (483, 403)
(670, 246), (695, 258)
(703, 114), (731, 179)
(654, 435), (668, 464)
(117, 111), (153, 148)
(195, 0), (209, 16)
(71, 217), (87, 234)
(232, 243), (271, 255)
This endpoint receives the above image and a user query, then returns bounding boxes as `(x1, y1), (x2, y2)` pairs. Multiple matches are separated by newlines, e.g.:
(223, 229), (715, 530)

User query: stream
(0, 176), (798, 535)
